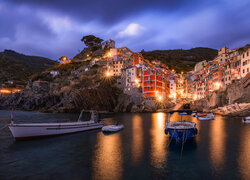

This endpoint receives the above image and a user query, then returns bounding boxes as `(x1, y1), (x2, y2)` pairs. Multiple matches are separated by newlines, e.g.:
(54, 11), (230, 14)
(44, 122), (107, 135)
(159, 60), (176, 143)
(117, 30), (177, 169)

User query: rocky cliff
(191, 80), (250, 116)
(0, 59), (173, 113)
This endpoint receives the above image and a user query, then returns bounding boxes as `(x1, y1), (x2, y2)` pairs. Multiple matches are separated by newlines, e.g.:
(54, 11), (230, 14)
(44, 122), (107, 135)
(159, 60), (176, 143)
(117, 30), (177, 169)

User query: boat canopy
(169, 110), (196, 115)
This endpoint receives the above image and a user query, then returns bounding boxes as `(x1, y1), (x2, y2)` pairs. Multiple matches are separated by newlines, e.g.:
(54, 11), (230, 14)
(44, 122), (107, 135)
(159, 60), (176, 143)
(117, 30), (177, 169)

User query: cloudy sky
(0, 0), (250, 60)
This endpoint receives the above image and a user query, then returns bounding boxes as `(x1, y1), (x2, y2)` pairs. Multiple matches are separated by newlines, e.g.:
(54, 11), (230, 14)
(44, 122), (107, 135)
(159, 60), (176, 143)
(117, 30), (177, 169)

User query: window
(247, 68), (249, 72)
(243, 69), (245, 73)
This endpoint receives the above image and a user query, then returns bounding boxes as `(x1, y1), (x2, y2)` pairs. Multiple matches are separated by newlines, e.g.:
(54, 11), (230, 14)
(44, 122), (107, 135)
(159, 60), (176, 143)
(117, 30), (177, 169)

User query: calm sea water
(0, 110), (250, 180)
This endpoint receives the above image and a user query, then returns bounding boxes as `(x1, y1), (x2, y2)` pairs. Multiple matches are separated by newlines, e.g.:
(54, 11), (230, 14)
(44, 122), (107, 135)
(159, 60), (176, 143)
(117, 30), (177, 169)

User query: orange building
(127, 53), (144, 66)
(142, 68), (165, 97)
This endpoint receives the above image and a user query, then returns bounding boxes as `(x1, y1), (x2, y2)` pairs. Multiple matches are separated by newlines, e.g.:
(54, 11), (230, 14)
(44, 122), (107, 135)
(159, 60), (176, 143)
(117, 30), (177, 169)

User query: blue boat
(165, 110), (198, 141)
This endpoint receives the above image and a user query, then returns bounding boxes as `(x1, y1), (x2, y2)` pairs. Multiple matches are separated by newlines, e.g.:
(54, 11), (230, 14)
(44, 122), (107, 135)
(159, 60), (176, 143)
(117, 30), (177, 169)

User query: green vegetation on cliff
(141, 47), (217, 72)
(0, 50), (56, 85)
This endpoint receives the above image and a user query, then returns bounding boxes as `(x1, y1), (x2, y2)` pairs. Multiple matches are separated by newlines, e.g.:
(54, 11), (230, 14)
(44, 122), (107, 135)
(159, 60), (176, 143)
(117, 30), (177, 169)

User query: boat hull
(9, 122), (103, 140)
(102, 125), (124, 133)
(197, 116), (214, 120)
(165, 128), (198, 141)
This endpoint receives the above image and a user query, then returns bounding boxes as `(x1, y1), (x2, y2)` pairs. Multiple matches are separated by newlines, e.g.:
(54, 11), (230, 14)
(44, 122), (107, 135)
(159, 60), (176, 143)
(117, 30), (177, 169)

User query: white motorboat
(8, 110), (103, 140)
(197, 113), (215, 121)
(242, 116), (250, 123)
(102, 124), (124, 133)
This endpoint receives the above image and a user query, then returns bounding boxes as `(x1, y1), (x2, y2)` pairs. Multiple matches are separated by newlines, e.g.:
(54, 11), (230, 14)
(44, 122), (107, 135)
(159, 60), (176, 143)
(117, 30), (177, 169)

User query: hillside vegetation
(142, 47), (218, 72)
(0, 50), (56, 85)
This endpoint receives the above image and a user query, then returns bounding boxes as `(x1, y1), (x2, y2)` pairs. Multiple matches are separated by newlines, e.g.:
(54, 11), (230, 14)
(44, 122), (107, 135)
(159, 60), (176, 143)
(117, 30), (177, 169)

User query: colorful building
(142, 68), (165, 97)
(241, 47), (250, 78)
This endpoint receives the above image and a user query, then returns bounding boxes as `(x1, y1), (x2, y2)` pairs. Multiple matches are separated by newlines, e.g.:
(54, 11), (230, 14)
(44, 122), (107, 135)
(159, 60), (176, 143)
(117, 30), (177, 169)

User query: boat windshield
(78, 111), (91, 122)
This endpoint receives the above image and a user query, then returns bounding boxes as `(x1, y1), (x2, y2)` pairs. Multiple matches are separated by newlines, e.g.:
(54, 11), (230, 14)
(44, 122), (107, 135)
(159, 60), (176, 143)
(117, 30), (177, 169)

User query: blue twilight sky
(0, 0), (250, 60)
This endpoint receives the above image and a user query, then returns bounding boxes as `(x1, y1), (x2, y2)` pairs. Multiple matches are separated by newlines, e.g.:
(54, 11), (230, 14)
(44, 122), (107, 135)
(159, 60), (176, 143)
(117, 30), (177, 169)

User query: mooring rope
(0, 124), (8, 131)
(167, 128), (176, 148)
(180, 129), (187, 160)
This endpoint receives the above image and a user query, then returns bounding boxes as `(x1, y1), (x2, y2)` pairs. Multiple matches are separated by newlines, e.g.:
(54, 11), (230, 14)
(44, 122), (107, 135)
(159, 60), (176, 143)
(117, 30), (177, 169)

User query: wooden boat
(165, 110), (198, 141)
(102, 124), (124, 133)
(8, 110), (103, 140)
(242, 116), (250, 123)
(197, 113), (215, 121)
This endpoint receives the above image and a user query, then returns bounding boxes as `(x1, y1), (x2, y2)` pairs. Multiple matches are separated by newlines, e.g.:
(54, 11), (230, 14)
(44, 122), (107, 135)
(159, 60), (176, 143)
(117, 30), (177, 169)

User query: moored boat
(8, 110), (103, 140)
(242, 116), (250, 123)
(197, 113), (215, 121)
(102, 124), (124, 133)
(165, 110), (198, 141)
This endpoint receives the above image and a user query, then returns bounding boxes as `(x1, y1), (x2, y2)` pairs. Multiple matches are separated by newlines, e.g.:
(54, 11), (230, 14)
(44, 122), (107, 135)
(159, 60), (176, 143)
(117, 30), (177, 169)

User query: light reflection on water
(0, 110), (250, 180)
(209, 115), (226, 172)
(238, 123), (250, 180)
(150, 113), (168, 169)
(132, 114), (144, 165)
(92, 133), (123, 180)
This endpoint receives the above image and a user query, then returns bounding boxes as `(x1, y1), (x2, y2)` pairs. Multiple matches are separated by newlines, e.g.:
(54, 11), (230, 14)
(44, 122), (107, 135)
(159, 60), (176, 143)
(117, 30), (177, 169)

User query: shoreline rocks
(210, 103), (250, 116)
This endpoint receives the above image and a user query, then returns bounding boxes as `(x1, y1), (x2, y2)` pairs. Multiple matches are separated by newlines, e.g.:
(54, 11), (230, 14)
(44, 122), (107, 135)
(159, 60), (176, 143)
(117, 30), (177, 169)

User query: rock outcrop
(0, 61), (174, 113)
(210, 103), (250, 116)
(191, 80), (250, 116)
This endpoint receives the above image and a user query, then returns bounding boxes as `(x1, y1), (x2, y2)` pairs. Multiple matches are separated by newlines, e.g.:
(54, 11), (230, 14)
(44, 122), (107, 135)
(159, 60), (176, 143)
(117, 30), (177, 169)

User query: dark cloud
(10, 0), (206, 24)
(0, 0), (250, 59)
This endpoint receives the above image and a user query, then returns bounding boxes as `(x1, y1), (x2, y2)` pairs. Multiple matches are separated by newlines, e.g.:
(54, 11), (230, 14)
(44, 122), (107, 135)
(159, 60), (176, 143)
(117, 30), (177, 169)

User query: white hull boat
(242, 116), (250, 123)
(9, 121), (103, 140)
(197, 113), (215, 121)
(8, 110), (103, 140)
(102, 125), (124, 133)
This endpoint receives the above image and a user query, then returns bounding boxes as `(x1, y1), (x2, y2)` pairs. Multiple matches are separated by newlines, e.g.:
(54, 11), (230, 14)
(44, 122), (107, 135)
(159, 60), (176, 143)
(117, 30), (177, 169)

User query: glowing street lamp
(214, 82), (221, 90)
(106, 71), (111, 77)
(157, 95), (163, 101)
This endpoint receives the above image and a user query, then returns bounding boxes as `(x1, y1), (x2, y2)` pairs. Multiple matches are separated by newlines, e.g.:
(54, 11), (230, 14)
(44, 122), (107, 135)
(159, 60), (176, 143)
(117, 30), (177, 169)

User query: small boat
(197, 113), (207, 117)
(8, 110), (103, 140)
(242, 116), (250, 123)
(197, 113), (215, 120)
(102, 124), (124, 133)
(165, 110), (198, 141)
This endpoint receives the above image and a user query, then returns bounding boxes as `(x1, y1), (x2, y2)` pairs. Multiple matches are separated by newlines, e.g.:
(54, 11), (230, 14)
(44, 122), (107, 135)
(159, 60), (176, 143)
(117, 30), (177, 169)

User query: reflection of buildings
(92, 133), (123, 180)
(150, 113), (167, 168)
(132, 115), (144, 165)
(209, 116), (226, 171)
(238, 126), (250, 180)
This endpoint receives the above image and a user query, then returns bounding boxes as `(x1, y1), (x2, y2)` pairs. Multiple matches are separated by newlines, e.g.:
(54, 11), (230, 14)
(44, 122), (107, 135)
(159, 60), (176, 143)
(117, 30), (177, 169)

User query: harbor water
(0, 110), (250, 180)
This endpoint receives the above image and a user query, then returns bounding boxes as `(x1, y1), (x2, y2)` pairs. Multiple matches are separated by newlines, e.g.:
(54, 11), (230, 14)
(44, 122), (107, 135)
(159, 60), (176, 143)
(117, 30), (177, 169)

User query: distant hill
(0, 50), (56, 85)
(141, 47), (218, 72)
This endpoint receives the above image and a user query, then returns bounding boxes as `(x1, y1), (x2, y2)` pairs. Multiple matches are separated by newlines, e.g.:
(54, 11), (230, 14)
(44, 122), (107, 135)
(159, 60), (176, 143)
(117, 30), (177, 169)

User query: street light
(214, 82), (221, 90)
(157, 95), (163, 101)
(106, 71), (111, 77)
